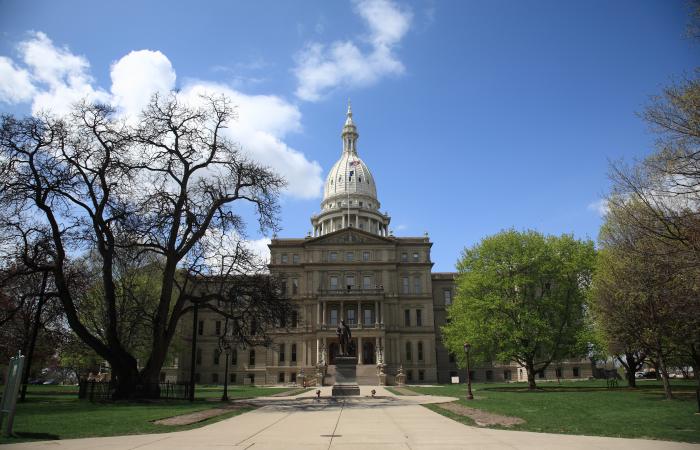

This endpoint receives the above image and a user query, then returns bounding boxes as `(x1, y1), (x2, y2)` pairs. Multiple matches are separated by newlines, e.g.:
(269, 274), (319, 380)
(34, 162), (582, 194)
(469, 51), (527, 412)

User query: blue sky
(0, 0), (697, 271)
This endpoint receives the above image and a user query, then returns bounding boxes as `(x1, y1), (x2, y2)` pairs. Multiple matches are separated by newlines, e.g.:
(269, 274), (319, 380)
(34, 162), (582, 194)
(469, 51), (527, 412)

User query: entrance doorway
(362, 341), (375, 365)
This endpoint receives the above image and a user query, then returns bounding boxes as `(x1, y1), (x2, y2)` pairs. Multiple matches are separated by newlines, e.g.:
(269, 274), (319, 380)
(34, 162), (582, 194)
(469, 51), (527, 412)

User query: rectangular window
(329, 251), (337, 262)
(292, 278), (299, 295)
(347, 308), (356, 324)
(291, 344), (297, 362)
(363, 275), (372, 289)
(443, 289), (452, 306)
(416, 309), (423, 327)
(405, 342), (412, 361)
(291, 372), (297, 383)
(555, 368), (562, 378)
(215, 320), (221, 335)
(486, 370), (493, 381)
(538, 371), (545, 379)
(292, 254), (300, 264)
(279, 344), (285, 363)
(230, 373), (237, 383)
(504, 370), (512, 380)
(404, 309), (410, 327)
(419, 370), (425, 382)
(573, 367), (580, 377)
(362, 251), (370, 261)
(413, 276), (421, 294)
(280, 279), (287, 296)
(401, 277), (409, 294)
(412, 252), (419, 262)
(346, 275), (355, 289)
(232, 349), (237, 366)
(281, 253), (288, 264)
(248, 374), (255, 385)
(330, 276), (339, 290)
(196, 348), (202, 365)
(401, 252), (408, 262)
(278, 372), (285, 383)
(197, 320), (204, 336)
(407, 370), (414, 382)
(330, 309), (338, 326)
(213, 349), (220, 365)
(249, 350), (255, 366)
(364, 308), (373, 325)
(346, 252), (354, 262)
(212, 373), (219, 384)
(291, 310), (298, 328)
(417, 341), (424, 361)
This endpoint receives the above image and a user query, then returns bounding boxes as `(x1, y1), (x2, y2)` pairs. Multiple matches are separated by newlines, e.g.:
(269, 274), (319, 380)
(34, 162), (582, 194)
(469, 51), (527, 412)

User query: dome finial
(342, 100), (358, 154)
(347, 99), (352, 117)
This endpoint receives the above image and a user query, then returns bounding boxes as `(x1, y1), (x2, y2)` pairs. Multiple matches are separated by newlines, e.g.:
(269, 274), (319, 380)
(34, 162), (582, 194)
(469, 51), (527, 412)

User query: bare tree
(0, 93), (289, 398)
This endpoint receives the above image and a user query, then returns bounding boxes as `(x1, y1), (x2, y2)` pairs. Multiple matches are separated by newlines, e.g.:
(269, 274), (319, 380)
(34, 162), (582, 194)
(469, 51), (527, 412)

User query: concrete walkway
(5, 386), (699, 450)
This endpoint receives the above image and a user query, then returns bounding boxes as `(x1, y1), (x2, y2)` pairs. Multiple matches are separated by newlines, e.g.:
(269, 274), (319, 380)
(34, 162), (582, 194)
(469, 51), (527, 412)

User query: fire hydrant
(316, 389), (321, 399)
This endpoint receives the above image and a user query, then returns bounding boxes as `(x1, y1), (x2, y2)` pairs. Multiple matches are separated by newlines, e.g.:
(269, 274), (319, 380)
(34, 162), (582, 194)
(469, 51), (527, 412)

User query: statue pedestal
(332, 356), (360, 396)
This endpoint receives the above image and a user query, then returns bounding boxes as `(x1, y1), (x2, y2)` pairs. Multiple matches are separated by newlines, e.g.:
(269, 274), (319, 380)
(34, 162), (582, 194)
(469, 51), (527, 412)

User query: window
(363, 251), (370, 261)
(404, 309), (410, 327)
(198, 320), (204, 336)
(412, 252), (419, 262)
(363, 275), (372, 289)
(346, 252), (354, 262)
(248, 374), (255, 385)
(212, 373), (219, 384)
(419, 370), (425, 382)
(213, 349), (220, 365)
(416, 309), (423, 327)
(232, 349), (237, 366)
(538, 371), (545, 379)
(417, 342), (424, 361)
(249, 350), (255, 366)
(279, 312), (287, 328)
(364, 308), (373, 325)
(405, 342), (412, 361)
(401, 252), (408, 262)
(346, 275), (355, 289)
(401, 277), (409, 294)
(443, 289), (452, 306)
(347, 308), (356, 325)
(504, 370), (512, 380)
(215, 321), (221, 335)
(291, 344), (297, 362)
(196, 348), (202, 365)
(281, 254), (288, 264)
(573, 367), (580, 377)
(555, 368), (562, 378)
(278, 372), (285, 383)
(230, 373), (237, 383)
(280, 279), (287, 296)
(413, 276), (422, 294)
(486, 370), (493, 381)
(292, 254), (300, 264)
(407, 370), (414, 382)
(292, 278), (299, 295)
(290, 310), (298, 328)
(330, 276), (338, 290)
(329, 251), (337, 262)
(291, 372), (297, 383)
(279, 344), (285, 363)
(330, 308), (338, 325)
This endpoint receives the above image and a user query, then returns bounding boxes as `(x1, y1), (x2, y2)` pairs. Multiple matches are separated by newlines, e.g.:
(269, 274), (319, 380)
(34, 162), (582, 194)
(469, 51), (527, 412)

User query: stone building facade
(175, 105), (592, 385)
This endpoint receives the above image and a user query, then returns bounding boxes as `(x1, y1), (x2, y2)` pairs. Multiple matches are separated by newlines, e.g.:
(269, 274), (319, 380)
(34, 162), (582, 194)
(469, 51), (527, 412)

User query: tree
(442, 230), (596, 390)
(0, 93), (289, 398)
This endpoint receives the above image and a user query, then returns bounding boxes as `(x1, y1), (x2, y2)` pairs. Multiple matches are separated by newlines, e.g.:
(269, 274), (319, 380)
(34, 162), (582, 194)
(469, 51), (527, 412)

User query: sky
(0, 0), (697, 271)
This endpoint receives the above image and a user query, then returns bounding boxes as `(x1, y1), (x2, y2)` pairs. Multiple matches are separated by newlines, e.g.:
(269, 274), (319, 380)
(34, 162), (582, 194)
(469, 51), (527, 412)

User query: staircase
(356, 364), (379, 385)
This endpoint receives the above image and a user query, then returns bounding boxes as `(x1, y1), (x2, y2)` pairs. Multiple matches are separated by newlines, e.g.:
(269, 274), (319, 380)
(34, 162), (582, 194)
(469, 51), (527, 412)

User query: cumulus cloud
(0, 32), (323, 200)
(293, 0), (412, 101)
(110, 50), (176, 117)
(588, 199), (609, 217)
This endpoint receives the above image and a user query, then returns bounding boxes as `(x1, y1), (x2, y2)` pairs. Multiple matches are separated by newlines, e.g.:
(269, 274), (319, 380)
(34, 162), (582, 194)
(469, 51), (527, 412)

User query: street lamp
(220, 333), (233, 402)
(463, 342), (474, 400)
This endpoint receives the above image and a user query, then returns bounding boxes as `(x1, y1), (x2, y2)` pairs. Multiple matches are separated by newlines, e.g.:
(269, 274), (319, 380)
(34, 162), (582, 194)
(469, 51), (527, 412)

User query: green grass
(0, 384), (294, 445)
(405, 379), (700, 443)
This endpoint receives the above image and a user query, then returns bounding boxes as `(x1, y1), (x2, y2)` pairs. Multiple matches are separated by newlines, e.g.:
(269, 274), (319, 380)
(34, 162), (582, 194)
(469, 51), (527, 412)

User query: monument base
(332, 356), (360, 397)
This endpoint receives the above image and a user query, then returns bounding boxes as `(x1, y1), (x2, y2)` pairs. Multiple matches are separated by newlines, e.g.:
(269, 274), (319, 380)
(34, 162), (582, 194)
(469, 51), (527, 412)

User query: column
(357, 300), (361, 327)
(374, 301), (379, 325)
(379, 302), (384, 324)
(376, 336), (380, 364)
(342, 215), (346, 228)
(322, 301), (326, 326)
(340, 301), (345, 321)
(316, 338), (320, 365)
(316, 301), (321, 326)
(357, 336), (363, 364)
(355, 215), (359, 228)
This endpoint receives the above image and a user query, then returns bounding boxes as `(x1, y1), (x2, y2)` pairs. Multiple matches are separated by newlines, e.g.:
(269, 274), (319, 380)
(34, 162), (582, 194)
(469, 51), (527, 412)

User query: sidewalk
(4, 386), (698, 450)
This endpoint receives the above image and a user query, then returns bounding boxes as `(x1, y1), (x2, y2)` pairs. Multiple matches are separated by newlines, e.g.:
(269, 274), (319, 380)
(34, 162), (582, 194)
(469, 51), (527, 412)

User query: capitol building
(176, 106), (591, 386)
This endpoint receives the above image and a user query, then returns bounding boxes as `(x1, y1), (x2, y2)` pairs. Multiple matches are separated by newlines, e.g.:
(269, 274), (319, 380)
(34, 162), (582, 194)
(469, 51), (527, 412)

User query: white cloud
(588, 199), (609, 217)
(110, 50), (176, 118)
(0, 32), (323, 200)
(293, 0), (412, 101)
(0, 56), (36, 103)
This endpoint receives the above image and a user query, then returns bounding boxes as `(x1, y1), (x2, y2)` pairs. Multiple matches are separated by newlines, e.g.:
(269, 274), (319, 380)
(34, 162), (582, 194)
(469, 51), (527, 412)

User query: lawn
(404, 379), (700, 443)
(0, 384), (293, 445)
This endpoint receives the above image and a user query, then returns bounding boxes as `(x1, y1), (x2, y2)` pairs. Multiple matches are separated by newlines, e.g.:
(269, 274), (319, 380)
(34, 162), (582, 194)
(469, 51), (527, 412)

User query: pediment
(306, 228), (392, 246)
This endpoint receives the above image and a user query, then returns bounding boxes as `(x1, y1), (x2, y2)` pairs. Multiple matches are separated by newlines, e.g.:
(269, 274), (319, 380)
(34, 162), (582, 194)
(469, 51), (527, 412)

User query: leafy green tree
(443, 230), (595, 390)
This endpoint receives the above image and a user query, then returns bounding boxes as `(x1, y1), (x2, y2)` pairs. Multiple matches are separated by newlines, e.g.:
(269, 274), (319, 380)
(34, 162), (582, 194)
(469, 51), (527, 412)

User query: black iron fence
(78, 380), (192, 401)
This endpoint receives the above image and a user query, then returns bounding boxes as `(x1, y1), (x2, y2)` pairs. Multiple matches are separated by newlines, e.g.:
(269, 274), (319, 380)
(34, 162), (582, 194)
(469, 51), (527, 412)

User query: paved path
(5, 386), (699, 450)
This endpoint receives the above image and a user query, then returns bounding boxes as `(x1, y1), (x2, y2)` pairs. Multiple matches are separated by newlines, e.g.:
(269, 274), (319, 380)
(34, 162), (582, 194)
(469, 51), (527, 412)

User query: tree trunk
(656, 352), (673, 400)
(624, 352), (637, 388)
(525, 361), (537, 390)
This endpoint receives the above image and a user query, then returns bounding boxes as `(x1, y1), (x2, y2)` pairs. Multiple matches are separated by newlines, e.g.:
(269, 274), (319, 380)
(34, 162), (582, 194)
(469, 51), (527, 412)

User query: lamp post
(220, 333), (233, 402)
(463, 342), (474, 400)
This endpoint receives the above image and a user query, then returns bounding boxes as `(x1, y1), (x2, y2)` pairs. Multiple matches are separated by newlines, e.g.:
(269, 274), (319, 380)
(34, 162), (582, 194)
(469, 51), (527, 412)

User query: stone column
(357, 336), (363, 364)
(374, 301), (379, 325)
(316, 301), (321, 327)
(340, 301), (344, 321)
(322, 301), (326, 326)
(342, 215), (346, 228)
(379, 302), (384, 324)
(316, 338), (320, 364)
(357, 300), (361, 326)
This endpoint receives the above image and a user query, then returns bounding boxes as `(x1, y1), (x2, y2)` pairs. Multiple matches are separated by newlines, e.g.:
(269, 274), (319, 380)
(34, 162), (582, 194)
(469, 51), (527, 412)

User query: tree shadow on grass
(12, 432), (60, 440)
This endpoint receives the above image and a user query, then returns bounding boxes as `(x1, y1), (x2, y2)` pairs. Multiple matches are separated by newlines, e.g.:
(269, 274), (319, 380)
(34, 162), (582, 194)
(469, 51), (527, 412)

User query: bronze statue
(336, 320), (352, 356)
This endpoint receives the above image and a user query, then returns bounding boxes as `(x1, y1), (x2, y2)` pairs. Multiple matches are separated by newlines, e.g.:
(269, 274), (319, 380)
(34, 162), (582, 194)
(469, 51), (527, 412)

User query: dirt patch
(153, 403), (253, 426)
(436, 402), (525, 427)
